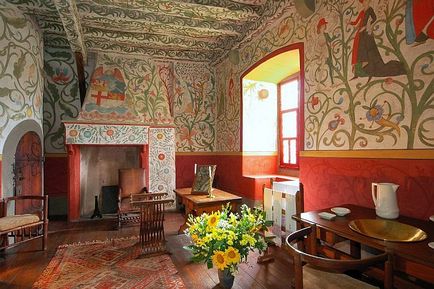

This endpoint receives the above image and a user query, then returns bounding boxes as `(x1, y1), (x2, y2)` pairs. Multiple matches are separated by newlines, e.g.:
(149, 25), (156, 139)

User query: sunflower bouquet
(184, 204), (271, 275)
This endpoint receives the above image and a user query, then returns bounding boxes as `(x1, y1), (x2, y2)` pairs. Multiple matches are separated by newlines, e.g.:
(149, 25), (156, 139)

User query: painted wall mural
(149, 127), (176, 209)
(0, 4), (44, 151)
(173, 62), (216, 152)
(216, 64), (240, 151)
(78, 53), (172, 124)
(43, 47), (81, 153)
(216, 0), (434, 151)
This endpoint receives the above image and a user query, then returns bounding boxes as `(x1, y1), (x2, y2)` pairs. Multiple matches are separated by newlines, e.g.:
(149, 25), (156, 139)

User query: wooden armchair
(118, 168), (148, 228)
(130, 193), (174, 256)
(285, 224), (393, 289)
(0, 195), (48, 251)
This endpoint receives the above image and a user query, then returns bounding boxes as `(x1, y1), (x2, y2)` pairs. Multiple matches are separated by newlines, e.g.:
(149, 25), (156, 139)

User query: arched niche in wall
(2, 119), (44, 200)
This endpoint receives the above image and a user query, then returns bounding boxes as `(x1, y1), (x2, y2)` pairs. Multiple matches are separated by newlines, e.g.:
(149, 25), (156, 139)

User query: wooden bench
(258, 181), (304, 263)
(0, 195), (48, 251)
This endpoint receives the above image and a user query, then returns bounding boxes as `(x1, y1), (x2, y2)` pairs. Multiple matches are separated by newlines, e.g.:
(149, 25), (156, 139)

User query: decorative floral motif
(0, 5), (44, 147)
(64, 123), (148, 144)
(216, 0), (434, 151)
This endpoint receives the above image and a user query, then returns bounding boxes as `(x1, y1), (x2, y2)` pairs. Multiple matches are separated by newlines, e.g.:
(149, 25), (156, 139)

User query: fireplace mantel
(63, 122), (175, 222)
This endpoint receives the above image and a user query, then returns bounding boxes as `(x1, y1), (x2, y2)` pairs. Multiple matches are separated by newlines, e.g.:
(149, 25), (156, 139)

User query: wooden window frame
(278, 74), (300, 169)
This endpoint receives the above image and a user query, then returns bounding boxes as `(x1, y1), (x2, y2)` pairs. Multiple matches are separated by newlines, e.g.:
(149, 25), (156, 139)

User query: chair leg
(257, 245), (274, 263)
(43, 223), (48, 251)
(384, 254), (393, 289)
(293, 254), (303, 289)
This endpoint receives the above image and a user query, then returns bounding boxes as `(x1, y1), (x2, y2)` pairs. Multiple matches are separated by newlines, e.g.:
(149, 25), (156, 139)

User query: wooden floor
(0, 213), (294, 289)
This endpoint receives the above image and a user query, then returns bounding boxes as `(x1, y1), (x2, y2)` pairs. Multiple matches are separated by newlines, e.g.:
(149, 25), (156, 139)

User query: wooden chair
(130, 193), (174, 256)
(257, 180), (304, 263)
(0, 195), (48, 251)
(285, 224), (393, 289)
(118, 168), (148, 228)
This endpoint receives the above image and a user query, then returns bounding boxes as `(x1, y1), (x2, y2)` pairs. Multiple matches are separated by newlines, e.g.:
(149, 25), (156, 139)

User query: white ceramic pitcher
(372, 183), (399, 219)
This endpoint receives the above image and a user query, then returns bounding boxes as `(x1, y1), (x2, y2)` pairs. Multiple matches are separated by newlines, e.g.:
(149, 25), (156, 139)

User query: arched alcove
(2, 119), (44, 199)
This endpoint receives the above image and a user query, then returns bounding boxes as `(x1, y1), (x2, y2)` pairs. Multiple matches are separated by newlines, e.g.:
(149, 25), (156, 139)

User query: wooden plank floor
(0, 213), (294, 289)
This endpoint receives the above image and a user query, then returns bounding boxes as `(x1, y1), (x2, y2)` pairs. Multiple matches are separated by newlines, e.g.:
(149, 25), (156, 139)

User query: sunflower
(207, 212), (220, 227)
(212, 250), (227, 270)
(225, 247), (240, 265)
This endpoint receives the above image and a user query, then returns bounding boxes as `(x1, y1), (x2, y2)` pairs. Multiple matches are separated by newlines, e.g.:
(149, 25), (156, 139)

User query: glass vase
(218, 268), (235, 289)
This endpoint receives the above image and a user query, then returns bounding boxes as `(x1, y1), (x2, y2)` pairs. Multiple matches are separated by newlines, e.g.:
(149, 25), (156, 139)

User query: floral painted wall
(0, 4), (44, 151)
(216, 0), (434, 152)
(43, 47), (81, 153)
(173, 62), (215, 152)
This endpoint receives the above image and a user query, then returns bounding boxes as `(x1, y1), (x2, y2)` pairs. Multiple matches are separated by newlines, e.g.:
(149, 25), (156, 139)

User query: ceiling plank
(82, 0), (259, 22)
(52, 0), (87, 62)
(77, 1), (246, 32)
(81, 15), (241, 38)
(86, 40), (218, 62)
(83, 27), (230, 50)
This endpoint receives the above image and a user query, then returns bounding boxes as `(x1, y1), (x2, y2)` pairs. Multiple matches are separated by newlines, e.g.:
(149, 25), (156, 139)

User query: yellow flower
(225, 247), (240, 265)
(208, 213), (220, 227)
(191, 234), (199, 243)
(212, 250), (227, 270)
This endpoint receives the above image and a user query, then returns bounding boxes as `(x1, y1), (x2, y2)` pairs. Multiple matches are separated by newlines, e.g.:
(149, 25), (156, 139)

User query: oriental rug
(33, 237), (186, 289)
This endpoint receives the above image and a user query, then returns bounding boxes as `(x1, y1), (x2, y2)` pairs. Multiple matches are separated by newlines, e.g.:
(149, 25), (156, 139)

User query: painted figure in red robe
(405, 0), (434, 45)
(348, 0), (405, 79)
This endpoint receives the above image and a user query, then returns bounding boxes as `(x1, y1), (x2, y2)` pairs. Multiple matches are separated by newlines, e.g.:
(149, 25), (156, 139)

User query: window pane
(290, 139), (297, 164)
(282, 111), (297, 138)
(281, 80), (298, 110)
(283, 140), (289, 164)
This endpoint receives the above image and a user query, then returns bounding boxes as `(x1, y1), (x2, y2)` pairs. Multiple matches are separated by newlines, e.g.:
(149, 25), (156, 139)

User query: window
(278, 76), (299, 168)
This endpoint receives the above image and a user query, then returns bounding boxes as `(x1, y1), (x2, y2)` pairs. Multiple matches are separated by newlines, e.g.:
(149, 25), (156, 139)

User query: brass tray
(349, 219), (427, 242)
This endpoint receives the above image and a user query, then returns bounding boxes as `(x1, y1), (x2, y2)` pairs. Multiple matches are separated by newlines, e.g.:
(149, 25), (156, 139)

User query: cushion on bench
(0, 214), (41, 232)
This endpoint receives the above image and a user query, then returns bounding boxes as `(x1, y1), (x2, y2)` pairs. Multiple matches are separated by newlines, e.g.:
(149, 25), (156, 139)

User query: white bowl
(331, 207), (351, 216)
(430, 215), (434, 222)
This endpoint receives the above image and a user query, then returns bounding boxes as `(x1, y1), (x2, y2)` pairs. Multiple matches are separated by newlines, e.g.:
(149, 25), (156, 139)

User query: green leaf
(7, 17), (27, 29)
(13, 53), (26, 79)
(206, 259), (213, 269)
(0, 87), (11, 97)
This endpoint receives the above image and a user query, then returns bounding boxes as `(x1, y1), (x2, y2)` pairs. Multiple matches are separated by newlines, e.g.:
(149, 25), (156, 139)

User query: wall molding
(300, 150), (434, 159)
(176, 151), (277, 156)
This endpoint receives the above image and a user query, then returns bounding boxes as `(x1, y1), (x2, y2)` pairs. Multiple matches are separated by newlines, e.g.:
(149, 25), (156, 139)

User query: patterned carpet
(33, 237), (186, 289)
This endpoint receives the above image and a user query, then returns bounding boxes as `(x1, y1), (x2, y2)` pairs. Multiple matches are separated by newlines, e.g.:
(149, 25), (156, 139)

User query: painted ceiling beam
(81, 0), (259, 22)
(4, 0), (57, 13)
(83, 27), (230, 50)
(84, 34), (226, 53)
(77, 1), (247, 30)
(86, 40), (218, 63)
(81, 15), (241, 38)
(229, 0), (266, 5)
(52, 0), (87, 62)
(177, 0), (262, 11)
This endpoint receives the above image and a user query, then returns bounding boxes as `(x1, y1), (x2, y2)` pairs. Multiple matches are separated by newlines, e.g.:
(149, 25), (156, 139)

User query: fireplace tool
(91, 195), (102, 219)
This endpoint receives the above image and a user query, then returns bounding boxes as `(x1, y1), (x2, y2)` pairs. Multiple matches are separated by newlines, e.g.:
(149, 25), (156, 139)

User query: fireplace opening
(80, 146), (140, 218)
